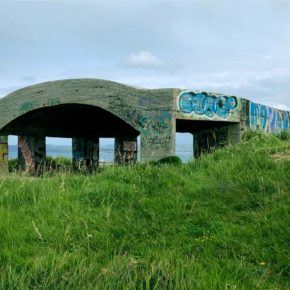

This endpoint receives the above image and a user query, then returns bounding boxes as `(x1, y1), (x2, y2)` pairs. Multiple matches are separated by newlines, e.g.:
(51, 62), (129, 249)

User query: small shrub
(45, 156), (72, 171)
(242, 130), (263, 141)
(8, 158), (18, 172)
(278, 130), (290, 141)
(155, 155), (182, 165)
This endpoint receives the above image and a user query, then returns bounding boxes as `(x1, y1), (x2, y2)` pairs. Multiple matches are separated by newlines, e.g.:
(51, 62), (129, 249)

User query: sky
(1, 0), (290, 145)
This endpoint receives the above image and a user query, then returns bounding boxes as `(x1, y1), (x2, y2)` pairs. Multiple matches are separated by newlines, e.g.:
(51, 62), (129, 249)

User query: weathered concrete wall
(0, 136), (8, 174)
(239, 99), (250, 137)
(107, 88), (175, 161)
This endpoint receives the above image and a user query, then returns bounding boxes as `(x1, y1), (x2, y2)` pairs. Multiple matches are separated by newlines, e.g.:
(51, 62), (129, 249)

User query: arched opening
(176, 119), (239, 159)
(1, 103), (139, 138)
(0, 104), (139, 172)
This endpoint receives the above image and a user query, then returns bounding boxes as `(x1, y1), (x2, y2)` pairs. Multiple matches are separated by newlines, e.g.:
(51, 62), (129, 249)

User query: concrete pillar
(193, 131), (218, 158)
(193, 132), (202, 159)
(72, 138), (99, 171)
(18, 136), (46, 174)
(114, 137), (137, 164)
(140, 111), (175, 162)
(0, 136), (8, 174)
(227, 123), (241, 144)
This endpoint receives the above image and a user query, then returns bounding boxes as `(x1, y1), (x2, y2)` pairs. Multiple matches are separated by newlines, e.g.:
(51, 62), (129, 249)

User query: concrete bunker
(0, 78), (289, 174)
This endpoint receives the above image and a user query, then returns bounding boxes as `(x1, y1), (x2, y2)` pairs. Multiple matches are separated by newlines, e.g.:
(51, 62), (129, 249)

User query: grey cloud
(0, 0), (289, 109)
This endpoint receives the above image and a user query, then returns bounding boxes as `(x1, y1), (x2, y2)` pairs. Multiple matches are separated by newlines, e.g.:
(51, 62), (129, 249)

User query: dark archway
(1, 103), (140, 172)
(0, 103), (139, 138)
(176, 119), (240, 158)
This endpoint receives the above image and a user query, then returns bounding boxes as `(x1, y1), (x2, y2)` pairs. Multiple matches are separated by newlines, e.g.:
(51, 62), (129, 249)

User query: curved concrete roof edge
(0, 78), (175, 101)
(0, 78), (289, 112)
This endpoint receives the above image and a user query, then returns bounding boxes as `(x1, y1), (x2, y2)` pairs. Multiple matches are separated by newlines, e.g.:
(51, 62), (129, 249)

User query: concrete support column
(18, 136), (46, 174)
(140, 111), (175, 162)
(72, 138), (99, 171)
(227, 123), (241, 144)
(193, 131), (218, 158)
(0, 136), (8, 174)
(193, 132), (202, 159)
(114, 137), (137, 165)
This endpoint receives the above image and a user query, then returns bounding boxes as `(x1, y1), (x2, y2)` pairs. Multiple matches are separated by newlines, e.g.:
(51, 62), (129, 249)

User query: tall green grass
(1, 133), (290, 289)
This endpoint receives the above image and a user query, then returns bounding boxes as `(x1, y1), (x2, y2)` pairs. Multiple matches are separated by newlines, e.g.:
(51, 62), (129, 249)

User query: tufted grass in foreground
(0, 133), (290, 289)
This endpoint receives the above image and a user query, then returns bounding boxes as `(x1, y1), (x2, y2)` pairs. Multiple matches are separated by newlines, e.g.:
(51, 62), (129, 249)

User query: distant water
(9, 144), (193, 162)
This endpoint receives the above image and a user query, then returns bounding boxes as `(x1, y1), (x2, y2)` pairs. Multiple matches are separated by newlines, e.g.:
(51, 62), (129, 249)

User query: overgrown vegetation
(8, 156), (73, 173)
(1, 133), (290, 289)
(150, 155), (182, 166)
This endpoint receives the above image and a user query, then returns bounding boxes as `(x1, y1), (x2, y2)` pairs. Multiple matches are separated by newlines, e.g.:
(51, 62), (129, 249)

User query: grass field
(0, 133), (290, 289)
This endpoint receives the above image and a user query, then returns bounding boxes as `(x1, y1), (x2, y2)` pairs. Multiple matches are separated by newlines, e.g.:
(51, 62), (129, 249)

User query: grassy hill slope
(0, 133), (290, 289)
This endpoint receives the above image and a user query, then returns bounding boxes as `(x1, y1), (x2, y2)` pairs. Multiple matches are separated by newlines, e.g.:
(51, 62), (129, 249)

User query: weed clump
(151, 155), (182, 166)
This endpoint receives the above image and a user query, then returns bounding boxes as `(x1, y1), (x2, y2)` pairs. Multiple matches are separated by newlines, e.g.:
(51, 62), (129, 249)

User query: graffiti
(250, 102), (289, 132)
(139, 97), (162, 107)
(109, 95), (173, 157)
(109, 96), (143, 129)
(115, 140), (137, 164)
(18, 136), (35, 168)
(47, 98), (60, 106)
(139, 111), (172, 137)
(19, 98), (60, 113)
(18, 136), (46, 173)
(178, 91), (238, 120)
(109, 95), (172, 139)
(20, 101), (36, 113)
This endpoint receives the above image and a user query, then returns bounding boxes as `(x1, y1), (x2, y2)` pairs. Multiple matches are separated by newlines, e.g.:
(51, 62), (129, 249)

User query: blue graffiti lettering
(179, 92), (194, 114)
(178, 92), (238, 120)
(250, 102), (289, 132)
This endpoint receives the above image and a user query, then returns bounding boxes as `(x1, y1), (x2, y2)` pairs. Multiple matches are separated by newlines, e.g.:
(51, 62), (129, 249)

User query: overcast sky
(1, 0), (290, 145)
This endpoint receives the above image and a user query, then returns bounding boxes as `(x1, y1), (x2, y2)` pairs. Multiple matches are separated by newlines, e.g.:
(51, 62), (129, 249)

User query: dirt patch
(271, 150), (290, 161)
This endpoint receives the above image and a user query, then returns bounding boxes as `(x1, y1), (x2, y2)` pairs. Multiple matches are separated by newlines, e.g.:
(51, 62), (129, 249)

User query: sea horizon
(9, 143), (194, 162)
